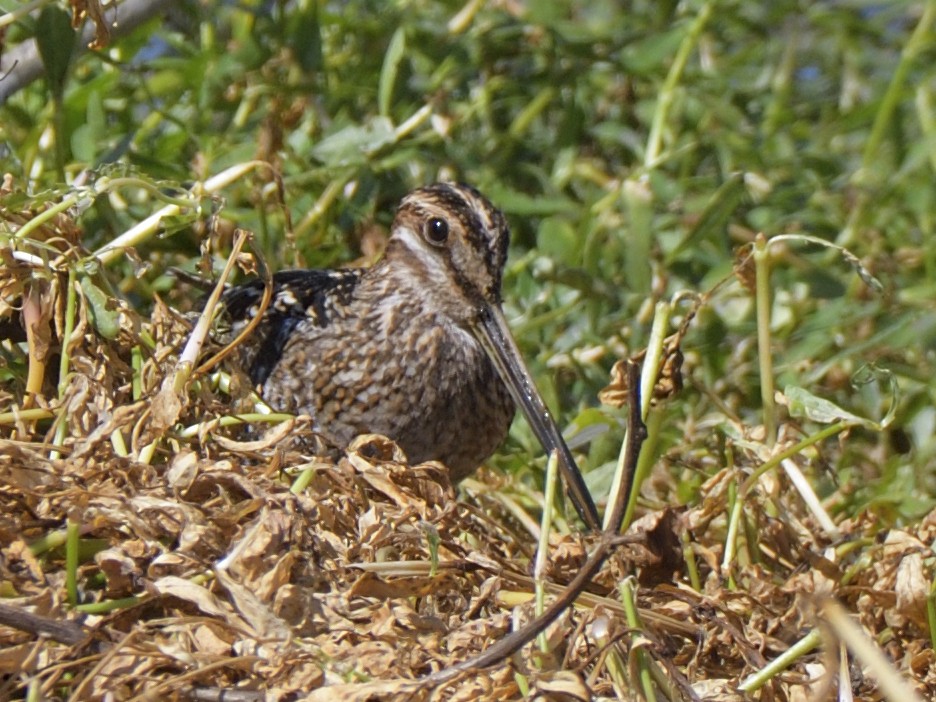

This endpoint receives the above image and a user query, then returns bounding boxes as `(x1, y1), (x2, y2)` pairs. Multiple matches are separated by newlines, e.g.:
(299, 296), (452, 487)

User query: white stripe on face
(392, 224), (452, 281)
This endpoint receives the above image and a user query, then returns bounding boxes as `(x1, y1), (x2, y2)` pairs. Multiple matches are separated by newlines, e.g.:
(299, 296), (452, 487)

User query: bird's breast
(260, 305), (515, 479)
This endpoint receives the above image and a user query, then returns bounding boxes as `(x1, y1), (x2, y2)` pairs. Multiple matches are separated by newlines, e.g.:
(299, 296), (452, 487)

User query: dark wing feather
(220, 268), (364, 386)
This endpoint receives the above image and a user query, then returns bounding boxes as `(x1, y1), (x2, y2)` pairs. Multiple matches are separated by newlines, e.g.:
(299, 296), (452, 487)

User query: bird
(219, 182), (601, 530)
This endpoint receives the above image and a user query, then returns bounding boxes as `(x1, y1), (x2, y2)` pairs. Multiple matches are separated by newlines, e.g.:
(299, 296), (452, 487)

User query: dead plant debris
(1, 203), (934, 701)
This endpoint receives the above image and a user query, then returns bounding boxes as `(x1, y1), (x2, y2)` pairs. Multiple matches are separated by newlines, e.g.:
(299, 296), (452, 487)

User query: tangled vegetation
(2, 1), (936, 699)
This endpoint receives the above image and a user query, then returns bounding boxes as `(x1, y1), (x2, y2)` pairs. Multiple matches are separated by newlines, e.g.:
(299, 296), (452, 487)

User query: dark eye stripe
(416, 183), (507, 272)
(400, 182), (510, 301)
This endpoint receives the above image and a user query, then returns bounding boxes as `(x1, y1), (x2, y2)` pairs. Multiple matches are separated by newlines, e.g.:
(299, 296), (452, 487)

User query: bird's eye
(425, 217), (449, 245)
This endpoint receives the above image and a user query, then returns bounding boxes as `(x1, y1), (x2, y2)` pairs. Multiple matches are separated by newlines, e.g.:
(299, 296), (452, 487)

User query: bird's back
(221, 268), (365, 386)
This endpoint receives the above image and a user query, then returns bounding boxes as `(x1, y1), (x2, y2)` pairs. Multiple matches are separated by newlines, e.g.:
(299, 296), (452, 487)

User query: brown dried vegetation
(1, 209), (935, 701)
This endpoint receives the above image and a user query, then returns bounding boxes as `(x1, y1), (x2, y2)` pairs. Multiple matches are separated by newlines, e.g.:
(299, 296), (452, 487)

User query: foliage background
(3, 0), (936, 698)
(6, 0), (936, 512)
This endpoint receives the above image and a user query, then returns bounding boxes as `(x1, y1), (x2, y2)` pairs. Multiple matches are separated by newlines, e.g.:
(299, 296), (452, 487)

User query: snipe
(221, 183), (600, 529)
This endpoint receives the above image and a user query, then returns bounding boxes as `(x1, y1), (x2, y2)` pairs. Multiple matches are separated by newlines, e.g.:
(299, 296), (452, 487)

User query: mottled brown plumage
(222, 183), (600, 528)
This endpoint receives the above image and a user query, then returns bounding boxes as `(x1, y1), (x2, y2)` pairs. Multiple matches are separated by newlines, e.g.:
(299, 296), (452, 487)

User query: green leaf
(484, 186), (578, 217)
(536, 216), (579, 261)
(310, 118), (396, 166)
(80, 276), (121, 340)
(378, 27), (406, 118)
(36, 5), (77, 100)
(851, 364), (899, 430)
(70, 124), (96, 164)
(623, 177), (653, 295)
(666, 172), (745, 263)
(619, 26), (686, 74)
(71, 90), (104, 163)
(287, 0), (322, 73)
(781, 386), (873, 429)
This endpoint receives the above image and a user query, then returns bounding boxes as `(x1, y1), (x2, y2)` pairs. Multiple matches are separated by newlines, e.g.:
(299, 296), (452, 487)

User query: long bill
(471, 303), (602, 531)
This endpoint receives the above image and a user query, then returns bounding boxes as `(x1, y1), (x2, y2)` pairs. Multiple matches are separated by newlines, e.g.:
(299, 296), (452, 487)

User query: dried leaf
(69, 0), (111, 48)
(152, 576), (238, 620)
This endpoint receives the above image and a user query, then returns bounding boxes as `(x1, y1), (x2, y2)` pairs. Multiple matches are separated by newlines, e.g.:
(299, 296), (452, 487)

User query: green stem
(535, 450), (559, 653)
(131, 346), (143, 400)
(509, 87), (557, 138)
(290, 465), (316, 495)
(740, 421), (852, 495)
(620, 578), (657, 702)
(92, 161), (271, 265)
(681, 530), (701, 592)
(0, 408), (55, 424)
(0, 0), (52, 28)
(620, 407), (663, 532)
(14, 193), (80, 240)
(29, 528), (68, 555)
(293, 174), (353, 240)
(738, 628), (822, 692)
(610, 301), (670, 532)
(644, 0), (713, 167)
(724, 479), (739, 589)
(862, 0), (936, 172)
(839, 0), (936, 246)
(74, 596), (141, 614)
(50, 267), (78, 459)
(724, 420), (853, 579)
(753, 235), (776, 447)
(51, 97), (67, 182)
(928, 575), (936, 651)
(174, 412), (294, 438)
(65, 518), (80, 605)
(95, 177), (195, 208)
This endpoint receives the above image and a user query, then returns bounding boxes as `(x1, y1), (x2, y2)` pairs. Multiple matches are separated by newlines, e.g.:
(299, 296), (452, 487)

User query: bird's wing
(220, 268), (365, 386)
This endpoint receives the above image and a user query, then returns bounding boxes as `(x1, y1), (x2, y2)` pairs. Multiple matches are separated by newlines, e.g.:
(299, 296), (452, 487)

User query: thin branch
(0, 0), (179, 105)
(0, 601), (87, 646)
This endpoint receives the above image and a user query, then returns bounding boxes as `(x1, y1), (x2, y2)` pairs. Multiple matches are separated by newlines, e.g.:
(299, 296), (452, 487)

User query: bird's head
(385, 182), (510, 321)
